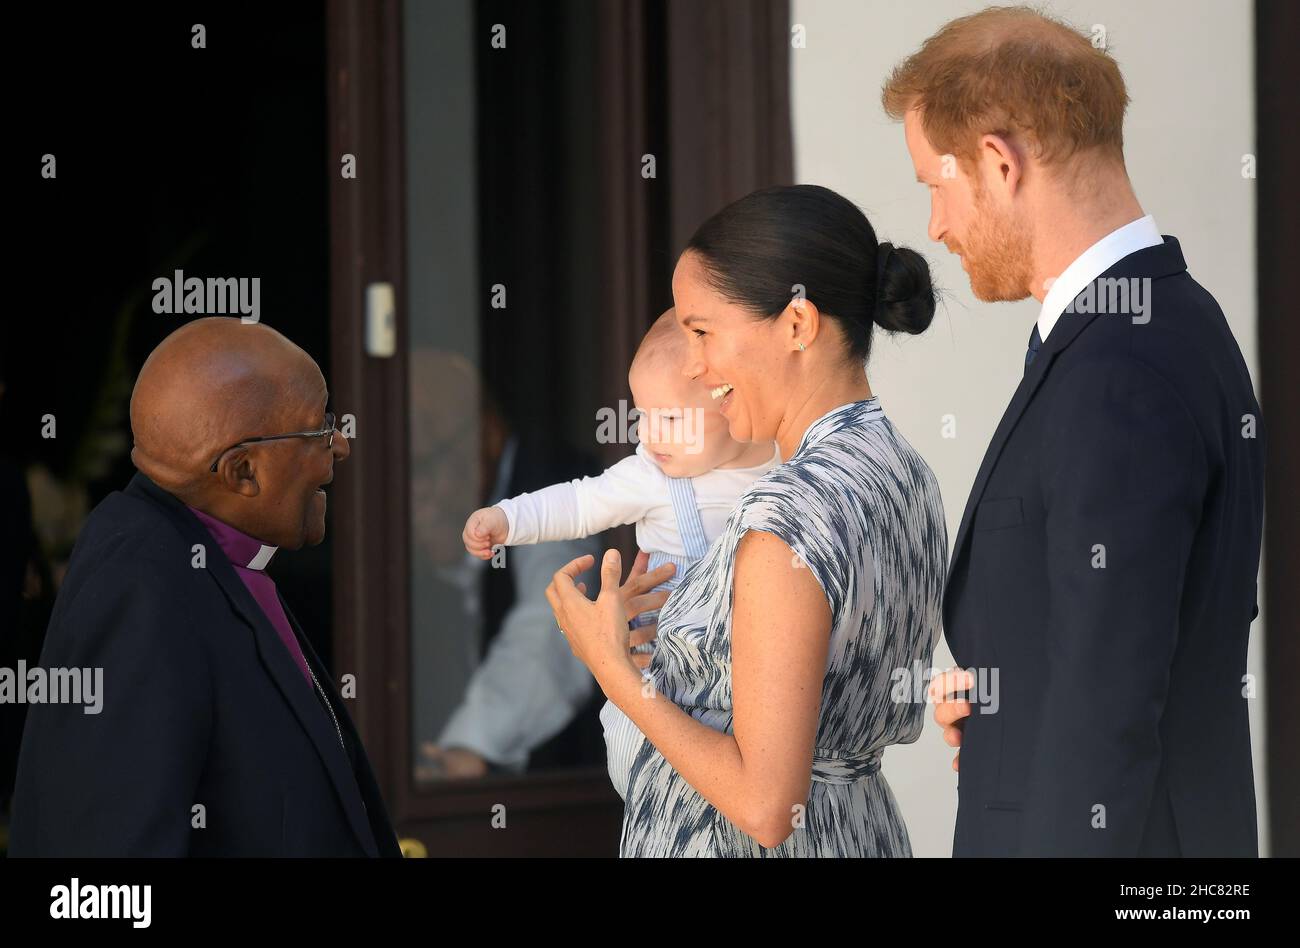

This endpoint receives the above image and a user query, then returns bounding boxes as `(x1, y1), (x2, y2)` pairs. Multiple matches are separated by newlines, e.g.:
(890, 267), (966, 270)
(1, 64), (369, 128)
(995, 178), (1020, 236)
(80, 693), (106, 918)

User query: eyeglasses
(209, 412), (336, 473)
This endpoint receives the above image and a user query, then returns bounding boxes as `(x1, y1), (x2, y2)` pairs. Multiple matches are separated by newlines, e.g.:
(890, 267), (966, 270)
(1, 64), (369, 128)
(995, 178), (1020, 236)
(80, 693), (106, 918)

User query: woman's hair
(683, 184), (935, 363)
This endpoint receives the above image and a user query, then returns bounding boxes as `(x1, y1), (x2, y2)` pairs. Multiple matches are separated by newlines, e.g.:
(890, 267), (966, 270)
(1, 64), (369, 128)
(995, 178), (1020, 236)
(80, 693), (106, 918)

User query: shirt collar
(187, 505), (278, 571)
(1038, 214), (1163, 341)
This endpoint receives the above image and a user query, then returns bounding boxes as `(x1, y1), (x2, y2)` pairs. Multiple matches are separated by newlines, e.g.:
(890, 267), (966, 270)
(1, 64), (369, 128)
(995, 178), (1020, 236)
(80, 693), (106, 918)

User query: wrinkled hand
(544, 549), (675, 685)
(928, 668), (974, 772)
(416, 743), (489, 781)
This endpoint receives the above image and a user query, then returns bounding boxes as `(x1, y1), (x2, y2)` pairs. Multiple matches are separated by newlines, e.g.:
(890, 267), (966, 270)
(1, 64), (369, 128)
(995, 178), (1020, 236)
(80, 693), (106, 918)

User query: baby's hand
(463, 506), (509, 559)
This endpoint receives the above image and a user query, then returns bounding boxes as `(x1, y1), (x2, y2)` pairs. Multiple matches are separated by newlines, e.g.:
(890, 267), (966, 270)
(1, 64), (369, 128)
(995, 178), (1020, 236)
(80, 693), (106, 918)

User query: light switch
(365, 282), (396, 357)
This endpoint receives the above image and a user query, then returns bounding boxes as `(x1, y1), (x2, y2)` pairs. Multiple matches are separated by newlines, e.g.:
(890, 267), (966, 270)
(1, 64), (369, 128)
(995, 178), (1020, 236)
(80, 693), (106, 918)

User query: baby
(461, 307), (780, 799)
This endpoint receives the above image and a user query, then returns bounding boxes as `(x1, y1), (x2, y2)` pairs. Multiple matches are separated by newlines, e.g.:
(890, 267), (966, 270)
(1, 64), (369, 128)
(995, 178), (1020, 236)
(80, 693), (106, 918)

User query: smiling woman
(547, 185), (948, 856)
(674, 185), (935, 457)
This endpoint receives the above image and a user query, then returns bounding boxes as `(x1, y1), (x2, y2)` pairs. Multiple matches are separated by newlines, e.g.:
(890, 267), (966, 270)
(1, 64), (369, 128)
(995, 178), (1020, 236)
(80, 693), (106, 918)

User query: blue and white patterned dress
(619, 397), (947, 857)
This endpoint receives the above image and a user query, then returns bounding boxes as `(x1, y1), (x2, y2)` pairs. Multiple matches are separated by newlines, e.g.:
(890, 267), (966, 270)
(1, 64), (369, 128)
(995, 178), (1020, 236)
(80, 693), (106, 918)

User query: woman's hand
(544, 549), (675, 688)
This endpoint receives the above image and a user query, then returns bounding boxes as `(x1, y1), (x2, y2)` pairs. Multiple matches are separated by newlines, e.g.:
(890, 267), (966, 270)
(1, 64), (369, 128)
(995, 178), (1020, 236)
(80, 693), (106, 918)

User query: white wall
(790, 0), (1264, 856)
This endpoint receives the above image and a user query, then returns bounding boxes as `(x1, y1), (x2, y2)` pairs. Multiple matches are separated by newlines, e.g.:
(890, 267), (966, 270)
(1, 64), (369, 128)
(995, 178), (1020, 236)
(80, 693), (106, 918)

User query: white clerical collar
(246, 545), (277, 571)
(186, 505), (279, 571)
(1038, 214), (1163, 341)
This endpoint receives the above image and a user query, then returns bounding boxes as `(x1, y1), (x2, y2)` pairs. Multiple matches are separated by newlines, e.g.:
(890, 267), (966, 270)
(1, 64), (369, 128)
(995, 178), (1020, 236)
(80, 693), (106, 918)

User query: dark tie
(1024, 323), (1043, 373)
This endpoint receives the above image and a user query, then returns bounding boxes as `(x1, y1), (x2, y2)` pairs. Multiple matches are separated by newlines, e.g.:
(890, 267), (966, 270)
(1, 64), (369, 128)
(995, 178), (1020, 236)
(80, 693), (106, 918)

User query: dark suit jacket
(10, 473), (401, 857)
(944, 236), (1264, 857)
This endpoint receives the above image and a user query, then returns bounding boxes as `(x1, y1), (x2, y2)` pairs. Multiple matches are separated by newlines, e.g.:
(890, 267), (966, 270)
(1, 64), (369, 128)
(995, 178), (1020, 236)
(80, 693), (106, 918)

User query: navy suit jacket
(10, 473), (401, 857)
(944, 236), (1264, 857)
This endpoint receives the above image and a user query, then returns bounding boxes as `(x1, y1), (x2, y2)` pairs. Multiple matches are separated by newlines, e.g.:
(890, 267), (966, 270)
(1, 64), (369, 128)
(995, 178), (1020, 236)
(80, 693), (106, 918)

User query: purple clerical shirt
(187, 506), (313, 688)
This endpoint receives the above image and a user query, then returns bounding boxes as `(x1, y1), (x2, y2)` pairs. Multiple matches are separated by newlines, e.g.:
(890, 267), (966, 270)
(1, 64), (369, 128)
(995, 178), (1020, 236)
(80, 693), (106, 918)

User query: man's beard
(959, 185), (1035, 303)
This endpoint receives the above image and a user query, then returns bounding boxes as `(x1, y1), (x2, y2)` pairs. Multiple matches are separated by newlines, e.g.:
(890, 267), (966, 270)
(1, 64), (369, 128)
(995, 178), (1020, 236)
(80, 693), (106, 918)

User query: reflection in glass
(404, 0), (606, 787)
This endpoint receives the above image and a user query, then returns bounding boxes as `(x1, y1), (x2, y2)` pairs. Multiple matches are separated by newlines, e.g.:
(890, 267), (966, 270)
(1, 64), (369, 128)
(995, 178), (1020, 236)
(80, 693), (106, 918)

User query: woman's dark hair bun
(873, 244), (936, 336)
(684, 184), (937, 363)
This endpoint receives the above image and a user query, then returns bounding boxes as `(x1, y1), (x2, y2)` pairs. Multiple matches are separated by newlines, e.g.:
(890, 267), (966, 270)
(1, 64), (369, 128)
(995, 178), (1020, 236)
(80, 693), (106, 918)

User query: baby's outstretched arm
(486, 452), (658, 550)
(463, 505), (509, 560)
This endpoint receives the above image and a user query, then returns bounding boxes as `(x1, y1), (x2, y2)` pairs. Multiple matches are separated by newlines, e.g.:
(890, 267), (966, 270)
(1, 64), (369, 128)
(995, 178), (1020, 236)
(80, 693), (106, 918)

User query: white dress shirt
(1038, 214), (1163, 341)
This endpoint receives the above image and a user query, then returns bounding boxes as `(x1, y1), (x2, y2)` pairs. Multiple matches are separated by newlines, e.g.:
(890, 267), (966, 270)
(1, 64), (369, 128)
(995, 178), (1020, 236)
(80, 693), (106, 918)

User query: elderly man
(10, 317), (400, 856)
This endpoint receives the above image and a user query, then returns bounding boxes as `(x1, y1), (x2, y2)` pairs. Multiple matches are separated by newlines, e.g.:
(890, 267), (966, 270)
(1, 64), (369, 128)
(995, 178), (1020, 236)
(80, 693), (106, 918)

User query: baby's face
(631, 374), (739, 478)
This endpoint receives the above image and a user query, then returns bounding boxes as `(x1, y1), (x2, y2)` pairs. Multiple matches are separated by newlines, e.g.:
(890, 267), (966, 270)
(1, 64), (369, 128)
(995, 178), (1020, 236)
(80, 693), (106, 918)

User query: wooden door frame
(1256, 0), (1299, 858)
(325, 0), (407, 830)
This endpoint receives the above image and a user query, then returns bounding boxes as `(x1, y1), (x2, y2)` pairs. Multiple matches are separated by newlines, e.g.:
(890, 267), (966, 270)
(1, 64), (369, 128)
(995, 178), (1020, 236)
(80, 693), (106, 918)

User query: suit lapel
(944, 336), (1072, 598)
(278, 599), (382, 856)
(944, 235), (1189, 608)
(126, 474), (378, 856)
